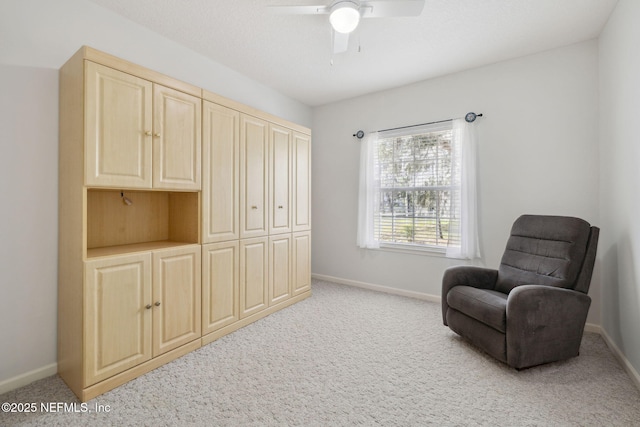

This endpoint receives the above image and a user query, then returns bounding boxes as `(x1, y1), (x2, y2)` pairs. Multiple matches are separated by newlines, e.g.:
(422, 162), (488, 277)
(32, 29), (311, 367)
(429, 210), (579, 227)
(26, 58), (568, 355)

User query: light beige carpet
(1, 279), (639, 426)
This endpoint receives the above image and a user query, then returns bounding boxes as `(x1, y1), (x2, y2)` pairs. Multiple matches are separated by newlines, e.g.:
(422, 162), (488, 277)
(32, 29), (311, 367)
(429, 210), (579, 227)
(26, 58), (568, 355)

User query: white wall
(598, 0), (640, 379)
(312, 41), (601, 322)
(0, 65), (59, 385)
(0, 0), (312, 388)
(0, 0), (312, 127)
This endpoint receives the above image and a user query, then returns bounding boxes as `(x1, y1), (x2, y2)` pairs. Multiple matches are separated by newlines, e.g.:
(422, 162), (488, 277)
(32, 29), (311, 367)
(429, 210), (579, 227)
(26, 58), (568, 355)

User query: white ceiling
(86, 0), (617, 107)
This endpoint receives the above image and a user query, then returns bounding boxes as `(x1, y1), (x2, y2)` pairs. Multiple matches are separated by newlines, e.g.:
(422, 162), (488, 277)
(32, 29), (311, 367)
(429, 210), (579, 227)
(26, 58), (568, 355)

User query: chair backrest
(495, 215), (599, 294)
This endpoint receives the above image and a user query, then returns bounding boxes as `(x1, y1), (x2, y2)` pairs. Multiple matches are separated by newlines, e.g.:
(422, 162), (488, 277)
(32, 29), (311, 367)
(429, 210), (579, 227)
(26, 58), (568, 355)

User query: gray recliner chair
(442, 215), (599, 369)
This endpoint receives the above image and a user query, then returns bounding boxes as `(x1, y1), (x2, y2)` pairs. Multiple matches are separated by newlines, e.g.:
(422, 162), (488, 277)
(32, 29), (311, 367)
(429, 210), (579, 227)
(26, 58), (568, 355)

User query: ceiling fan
(268, 0), (426, 54)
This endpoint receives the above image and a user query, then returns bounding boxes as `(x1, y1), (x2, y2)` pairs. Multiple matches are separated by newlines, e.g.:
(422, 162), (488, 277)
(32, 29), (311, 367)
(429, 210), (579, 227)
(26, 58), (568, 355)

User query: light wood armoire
(58, 46), (311, 401)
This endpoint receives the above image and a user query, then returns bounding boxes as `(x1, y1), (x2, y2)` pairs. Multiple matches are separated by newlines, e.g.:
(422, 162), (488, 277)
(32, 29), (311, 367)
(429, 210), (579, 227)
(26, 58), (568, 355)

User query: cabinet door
(240, 115), (269, 239)
(152, 246), (201, 357)
(269, 124), (292, 235)
(85, 62), (152, 188)
(293, 132), (311, 232)
(292, 231), (311, 296)
(202, 102), (240, 243)
(84, 253), (152, 386)
(202, 241), (239, 334)
(269, 234), (291, 305)
(240, 237), (269, 318)
(153, 84), (202, 190)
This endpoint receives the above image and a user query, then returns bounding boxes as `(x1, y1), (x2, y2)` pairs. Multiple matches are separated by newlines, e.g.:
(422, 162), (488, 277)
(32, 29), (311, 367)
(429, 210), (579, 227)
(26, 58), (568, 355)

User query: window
(357, 119), (479, 258)
(375, 122), (459, 251)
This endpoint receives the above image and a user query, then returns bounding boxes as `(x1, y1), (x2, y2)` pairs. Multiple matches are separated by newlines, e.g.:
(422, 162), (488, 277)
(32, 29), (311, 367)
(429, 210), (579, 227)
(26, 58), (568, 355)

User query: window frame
(372, 121), (460, 254)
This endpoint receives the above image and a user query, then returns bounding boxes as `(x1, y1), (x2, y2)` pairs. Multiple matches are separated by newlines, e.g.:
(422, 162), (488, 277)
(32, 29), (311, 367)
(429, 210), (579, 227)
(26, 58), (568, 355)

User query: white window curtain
(356, 132), (380, 249)
(446, 118), (480, 259)
(356, 118), (480, 258)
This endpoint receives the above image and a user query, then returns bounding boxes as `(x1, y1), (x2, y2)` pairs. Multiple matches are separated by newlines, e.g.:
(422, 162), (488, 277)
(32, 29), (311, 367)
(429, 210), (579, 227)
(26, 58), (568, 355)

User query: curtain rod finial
(353, 130), (365, 139)
(465, 112), (483, 123)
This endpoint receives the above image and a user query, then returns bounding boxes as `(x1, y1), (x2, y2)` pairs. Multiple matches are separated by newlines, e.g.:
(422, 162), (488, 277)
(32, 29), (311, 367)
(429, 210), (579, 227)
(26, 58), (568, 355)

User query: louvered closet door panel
(202, 102), (240, 243)
(85, 61), (152, 188)
(240, 115), (269, 239)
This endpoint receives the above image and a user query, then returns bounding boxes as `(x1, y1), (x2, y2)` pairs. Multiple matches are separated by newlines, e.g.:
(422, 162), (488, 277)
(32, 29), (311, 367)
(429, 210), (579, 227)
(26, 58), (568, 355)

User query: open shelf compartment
(86, 189), (200, 258)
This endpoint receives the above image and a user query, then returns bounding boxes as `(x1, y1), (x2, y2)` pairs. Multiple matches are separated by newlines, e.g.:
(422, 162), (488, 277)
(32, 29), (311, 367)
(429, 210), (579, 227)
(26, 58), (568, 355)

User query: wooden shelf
(86, 240), (197, 259)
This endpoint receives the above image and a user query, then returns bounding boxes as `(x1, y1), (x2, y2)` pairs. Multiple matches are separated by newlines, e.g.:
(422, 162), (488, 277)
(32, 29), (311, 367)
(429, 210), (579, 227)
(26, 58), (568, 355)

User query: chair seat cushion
(446, 286), (508, 333)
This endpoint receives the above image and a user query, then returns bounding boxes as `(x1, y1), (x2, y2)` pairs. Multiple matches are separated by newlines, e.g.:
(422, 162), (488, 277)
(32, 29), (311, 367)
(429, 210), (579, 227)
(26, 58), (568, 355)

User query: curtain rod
(352, 112), (483, 139)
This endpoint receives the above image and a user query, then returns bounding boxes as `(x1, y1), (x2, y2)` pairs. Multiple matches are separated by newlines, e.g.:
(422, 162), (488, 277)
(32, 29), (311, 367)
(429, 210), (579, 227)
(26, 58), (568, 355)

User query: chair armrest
(442, 266), (498, 325)
(506, 285), (591, 368)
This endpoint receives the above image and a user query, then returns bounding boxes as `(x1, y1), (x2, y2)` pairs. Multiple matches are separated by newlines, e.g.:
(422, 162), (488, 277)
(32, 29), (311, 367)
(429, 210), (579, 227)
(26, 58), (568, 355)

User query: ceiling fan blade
(361, 0), (425, 18)
(333, 30), (350, 54)
(267, 5), (329, 15)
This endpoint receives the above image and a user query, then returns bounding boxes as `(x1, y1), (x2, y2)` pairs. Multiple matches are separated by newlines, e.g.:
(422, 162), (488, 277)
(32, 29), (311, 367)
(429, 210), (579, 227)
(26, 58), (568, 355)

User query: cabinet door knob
(251, 205), (258, 210)
(153, 133), (161, 137)
(155, 301), (161, 307)
(145, 131), (152, 136)
(145, 304), (152, 309)
(278, 205), (283, 209)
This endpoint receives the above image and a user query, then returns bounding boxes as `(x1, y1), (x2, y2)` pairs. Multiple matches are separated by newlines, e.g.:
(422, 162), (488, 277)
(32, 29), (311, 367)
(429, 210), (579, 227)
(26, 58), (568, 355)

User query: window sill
(375, 242), (448, 257)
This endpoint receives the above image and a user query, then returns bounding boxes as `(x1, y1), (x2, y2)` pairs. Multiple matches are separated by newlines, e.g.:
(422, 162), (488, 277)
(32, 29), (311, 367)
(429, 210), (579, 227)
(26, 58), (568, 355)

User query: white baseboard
(312, 273), (640, 392)
(597, 327), (640, 391)
(312, 273), (441, 303)
(584, 323), (601, 334)
(0, 363), (57, 396)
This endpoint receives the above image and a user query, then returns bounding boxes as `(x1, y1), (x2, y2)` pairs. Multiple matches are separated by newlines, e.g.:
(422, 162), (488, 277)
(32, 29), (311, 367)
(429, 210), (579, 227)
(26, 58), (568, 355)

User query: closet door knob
(251, 205), (258, 210)
(153, 133), (161, 137)
(145, 131), (152, 136)
(155, 301), (161, 307)
(278, 205), (283, 209)
(145, 304), (152, 309)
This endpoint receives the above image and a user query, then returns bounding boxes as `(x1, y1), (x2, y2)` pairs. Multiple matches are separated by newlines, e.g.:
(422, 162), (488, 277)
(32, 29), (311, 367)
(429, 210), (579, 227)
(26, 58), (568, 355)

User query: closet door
(269, 124), (292, 235)
(292, 132), (311, 232)
(240, 115), (269, 239)
(202, 241), (240, 334)
(292, 231), (311, 296)
(269, 234), (292, 305)
(85, 62), (152, 188)
(153, 84), (201, 190)
(240, 237), (269, 318)
(152, 245), (201, 357)
(202, 102), (240, 243)
(84, 253), (152, 386)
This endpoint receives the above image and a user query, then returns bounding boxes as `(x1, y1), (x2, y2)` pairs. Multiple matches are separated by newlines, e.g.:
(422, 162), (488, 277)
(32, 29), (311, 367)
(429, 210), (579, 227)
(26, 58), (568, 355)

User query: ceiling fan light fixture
(329, 1), (361, 33)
